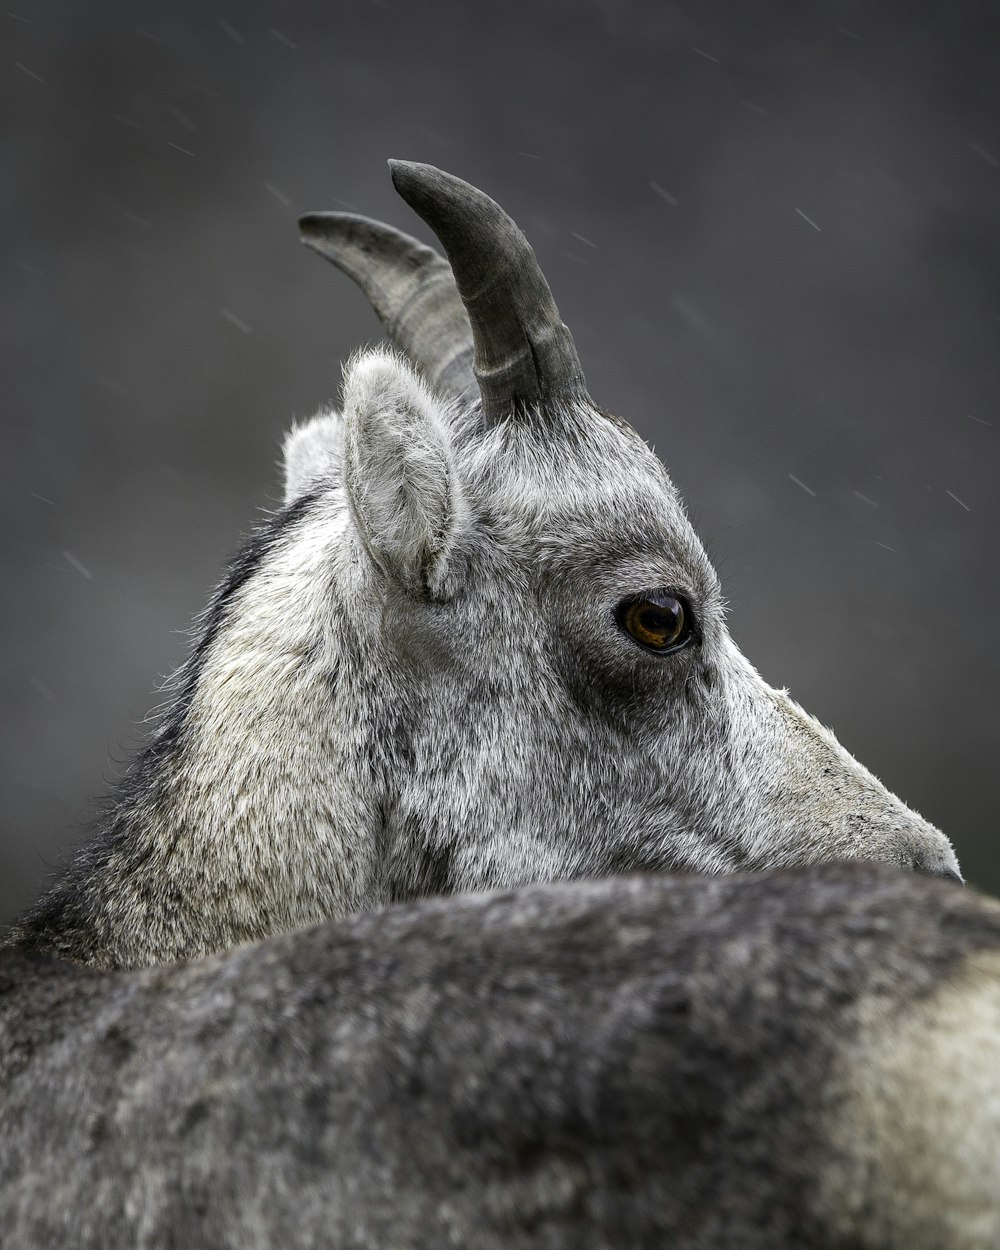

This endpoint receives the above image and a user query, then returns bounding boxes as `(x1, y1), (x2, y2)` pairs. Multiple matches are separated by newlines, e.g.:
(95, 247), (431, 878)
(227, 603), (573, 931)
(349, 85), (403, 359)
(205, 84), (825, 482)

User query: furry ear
(342, 350), (468, 596)
(282, 411), (344, 505)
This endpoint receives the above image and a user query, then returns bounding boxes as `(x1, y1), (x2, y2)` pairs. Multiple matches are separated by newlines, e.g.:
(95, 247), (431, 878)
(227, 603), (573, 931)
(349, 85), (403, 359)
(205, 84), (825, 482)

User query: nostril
(916, 862), (964, 887)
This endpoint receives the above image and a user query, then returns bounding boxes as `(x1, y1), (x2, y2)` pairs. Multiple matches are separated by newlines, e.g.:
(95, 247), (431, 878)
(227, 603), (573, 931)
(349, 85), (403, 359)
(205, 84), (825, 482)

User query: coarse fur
(7, 193), (959, 969)
(2, 866), (1000, 1248)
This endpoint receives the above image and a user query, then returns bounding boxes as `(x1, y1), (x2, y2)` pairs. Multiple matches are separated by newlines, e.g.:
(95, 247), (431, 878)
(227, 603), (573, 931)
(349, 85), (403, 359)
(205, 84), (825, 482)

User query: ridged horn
(388, 160), (589, 422)
(298, 212), (477, 400)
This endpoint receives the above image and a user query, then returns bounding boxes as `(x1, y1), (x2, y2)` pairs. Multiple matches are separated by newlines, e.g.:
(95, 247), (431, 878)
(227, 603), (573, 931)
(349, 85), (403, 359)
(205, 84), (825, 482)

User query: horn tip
(388, 159), (452, 203)
(297, 211), (374, 252)
(387, 158), (419, 177)
(297, 211), (326, 242)
(388, 159), (417, 192)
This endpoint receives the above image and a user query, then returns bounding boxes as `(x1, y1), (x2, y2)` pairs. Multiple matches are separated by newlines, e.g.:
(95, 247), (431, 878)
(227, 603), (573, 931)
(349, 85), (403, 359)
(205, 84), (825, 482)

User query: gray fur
(4, 163), (958, 971)
(2, 866), (999, 1248)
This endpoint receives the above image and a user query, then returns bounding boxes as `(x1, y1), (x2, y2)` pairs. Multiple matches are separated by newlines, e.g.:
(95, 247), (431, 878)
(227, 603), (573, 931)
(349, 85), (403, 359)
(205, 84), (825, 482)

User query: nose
(900, 816), (964, 884)
(915, 859), (964, 886)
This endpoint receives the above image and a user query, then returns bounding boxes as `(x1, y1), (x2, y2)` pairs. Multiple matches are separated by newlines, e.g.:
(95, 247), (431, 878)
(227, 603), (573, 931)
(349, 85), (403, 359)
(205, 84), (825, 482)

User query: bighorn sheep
(5, 161), (959, 971)
(3, 164), (995, 1249)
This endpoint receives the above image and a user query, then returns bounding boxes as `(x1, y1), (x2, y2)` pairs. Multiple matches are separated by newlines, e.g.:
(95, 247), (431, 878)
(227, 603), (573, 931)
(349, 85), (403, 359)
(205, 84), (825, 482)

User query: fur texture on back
(2, 865), (999, 1249)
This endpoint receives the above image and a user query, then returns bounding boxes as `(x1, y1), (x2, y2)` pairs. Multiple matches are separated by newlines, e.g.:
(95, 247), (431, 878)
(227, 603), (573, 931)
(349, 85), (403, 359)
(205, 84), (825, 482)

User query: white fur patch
(824, 949), (1000, 1247)
(282, 409), (344, 505)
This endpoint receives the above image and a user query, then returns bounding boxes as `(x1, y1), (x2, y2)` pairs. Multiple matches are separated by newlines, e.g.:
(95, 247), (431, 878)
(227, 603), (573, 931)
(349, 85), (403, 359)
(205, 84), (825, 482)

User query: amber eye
(615, 592), (693, 654)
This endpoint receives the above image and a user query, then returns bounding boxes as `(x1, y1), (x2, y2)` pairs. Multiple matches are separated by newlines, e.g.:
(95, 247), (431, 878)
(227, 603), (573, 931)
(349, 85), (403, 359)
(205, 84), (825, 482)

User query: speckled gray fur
(3, 866), (1000, 1248)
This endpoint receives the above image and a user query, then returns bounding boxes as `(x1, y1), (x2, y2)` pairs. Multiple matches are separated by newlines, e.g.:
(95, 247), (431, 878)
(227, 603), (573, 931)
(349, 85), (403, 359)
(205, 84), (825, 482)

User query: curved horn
(298, 212), (477, 401)
(388, 160), (589, 422)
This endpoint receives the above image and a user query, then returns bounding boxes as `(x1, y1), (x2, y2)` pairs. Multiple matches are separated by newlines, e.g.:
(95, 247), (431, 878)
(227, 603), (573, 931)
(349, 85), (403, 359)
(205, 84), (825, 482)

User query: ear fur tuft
(342, 349), (468, 596)
(282, 411), (344, 505)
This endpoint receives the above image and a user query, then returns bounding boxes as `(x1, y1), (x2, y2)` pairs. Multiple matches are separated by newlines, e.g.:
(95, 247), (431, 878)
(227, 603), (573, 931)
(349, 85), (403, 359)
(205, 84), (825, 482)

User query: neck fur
(7, 494), (390, 969)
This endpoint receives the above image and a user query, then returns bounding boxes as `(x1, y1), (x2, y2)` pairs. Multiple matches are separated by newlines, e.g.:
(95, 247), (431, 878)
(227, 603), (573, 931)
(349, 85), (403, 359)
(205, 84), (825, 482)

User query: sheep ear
(342, 350), (468, 597)
(282, 411), (344, 505)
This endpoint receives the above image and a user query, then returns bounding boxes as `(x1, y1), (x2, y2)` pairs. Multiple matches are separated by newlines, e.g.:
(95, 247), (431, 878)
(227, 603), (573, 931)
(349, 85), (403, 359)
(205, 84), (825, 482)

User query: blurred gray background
(3, 0), (998, 924)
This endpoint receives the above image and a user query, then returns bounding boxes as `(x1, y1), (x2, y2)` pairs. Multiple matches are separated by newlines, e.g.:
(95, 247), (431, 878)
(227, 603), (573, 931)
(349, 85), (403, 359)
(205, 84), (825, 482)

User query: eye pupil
(616, 593), (692, 653)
